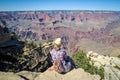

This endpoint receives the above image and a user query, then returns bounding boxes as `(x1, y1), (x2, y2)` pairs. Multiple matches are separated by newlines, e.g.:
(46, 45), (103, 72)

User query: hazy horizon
(0, 0), (120, 11)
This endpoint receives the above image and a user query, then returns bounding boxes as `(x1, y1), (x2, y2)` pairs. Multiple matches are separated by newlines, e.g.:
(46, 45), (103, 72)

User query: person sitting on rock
(48, 38), (72, 73)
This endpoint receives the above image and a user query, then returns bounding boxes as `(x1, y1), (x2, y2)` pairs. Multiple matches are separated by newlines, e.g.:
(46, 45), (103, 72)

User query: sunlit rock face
(0, 68), (100, 80)
(87, 51), (120, 80)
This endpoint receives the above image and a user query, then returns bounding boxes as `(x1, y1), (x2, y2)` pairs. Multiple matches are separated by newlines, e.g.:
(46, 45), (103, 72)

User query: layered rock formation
(0, 11), (120, 56)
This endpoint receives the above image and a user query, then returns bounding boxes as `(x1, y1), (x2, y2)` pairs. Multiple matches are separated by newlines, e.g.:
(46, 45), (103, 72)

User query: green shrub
(24, 39), (28, 45)
(114, 65), (120, 70)
(9, 31), (15, 36)
(46, 39), (53, 43)
(73, 51), (104, 79)
(24, 40), (37, 49)
(118, 55), (120, 58)
(97, 66), (104, 79)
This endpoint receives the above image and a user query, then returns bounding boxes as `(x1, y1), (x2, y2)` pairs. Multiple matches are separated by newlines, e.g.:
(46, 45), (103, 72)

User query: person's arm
(62, 50), (67, 61)
(50, 50), (56, 63)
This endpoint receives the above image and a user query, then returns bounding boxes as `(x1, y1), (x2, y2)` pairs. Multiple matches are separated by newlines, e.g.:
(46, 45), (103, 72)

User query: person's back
(48, 38), (72, 73)
(50, 48), (71, 73)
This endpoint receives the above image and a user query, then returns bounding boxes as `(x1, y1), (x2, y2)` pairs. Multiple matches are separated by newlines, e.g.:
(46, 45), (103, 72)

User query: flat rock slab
(35, 68), (100, 80)
(0, 72), (24, 80)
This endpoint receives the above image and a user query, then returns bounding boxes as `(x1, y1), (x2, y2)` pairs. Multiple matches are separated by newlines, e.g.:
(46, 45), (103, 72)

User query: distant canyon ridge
(0, 10), (120, 56)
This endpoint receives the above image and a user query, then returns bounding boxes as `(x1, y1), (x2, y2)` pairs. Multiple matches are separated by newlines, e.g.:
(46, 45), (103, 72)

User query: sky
(0, 0), (120, 11)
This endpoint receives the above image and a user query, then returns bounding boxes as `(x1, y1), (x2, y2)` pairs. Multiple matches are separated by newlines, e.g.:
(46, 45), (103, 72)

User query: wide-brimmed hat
(53, 38), (62, 45)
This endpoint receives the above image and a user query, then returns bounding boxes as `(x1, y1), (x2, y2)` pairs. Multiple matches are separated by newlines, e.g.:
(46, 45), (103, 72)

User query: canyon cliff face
(0, 11), (120, 56)
(0, 25), (10, 43)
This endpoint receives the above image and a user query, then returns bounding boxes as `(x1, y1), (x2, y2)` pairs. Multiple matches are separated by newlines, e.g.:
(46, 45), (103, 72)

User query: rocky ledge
(0, 68), (100, 80)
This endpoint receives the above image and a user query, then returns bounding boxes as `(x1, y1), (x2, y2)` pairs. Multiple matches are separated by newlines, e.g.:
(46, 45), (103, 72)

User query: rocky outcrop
(0, 24), (53, 72)
(20, 43), (53, 72)
(0, 25), (24, 72)
(0, 40), (53, 72)
(0, 68), (100, 80)
(35, 69), (100, 80)
(0, 40), (24, 71)
(87, 51), (120, 80)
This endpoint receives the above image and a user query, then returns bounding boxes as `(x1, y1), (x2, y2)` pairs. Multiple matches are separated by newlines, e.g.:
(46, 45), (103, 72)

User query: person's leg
(67, 56), (78, 69)
(48, 65), (55, 71)
(65, 61), (72, 72)
(48, 59), (59, 71)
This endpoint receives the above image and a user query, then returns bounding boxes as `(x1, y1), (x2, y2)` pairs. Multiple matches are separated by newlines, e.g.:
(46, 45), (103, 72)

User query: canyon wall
(0, 11), (120, 56)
